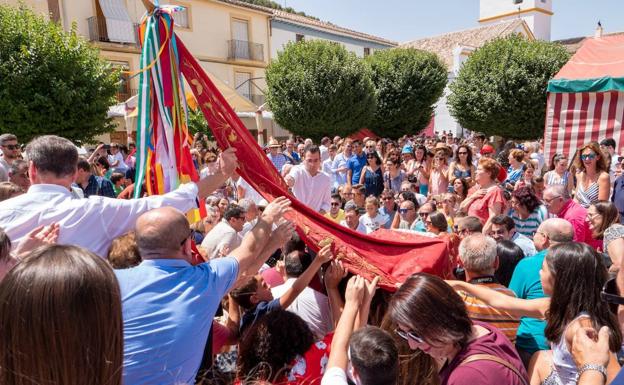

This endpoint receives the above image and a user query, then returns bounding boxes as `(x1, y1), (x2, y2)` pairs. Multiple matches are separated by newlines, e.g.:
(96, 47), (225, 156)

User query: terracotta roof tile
(399, 19), (529, 68)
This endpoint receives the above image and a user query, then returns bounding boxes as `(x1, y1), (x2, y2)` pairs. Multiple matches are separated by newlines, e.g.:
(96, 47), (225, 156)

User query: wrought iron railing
(87, 16), (139, 46)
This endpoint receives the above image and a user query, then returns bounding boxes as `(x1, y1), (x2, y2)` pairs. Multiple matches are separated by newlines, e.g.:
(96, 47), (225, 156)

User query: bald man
(508, 218), (574, 365)
(115, 197), (294, 385)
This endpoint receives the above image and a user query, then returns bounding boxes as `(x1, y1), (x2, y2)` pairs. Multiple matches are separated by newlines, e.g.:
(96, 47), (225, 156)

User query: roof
(400, 19), (531, 68)
(215, 0), (396, 46)
(548, 33), (624, 93)
(270, 10), (397, 46)
(556, 31), (624, 54)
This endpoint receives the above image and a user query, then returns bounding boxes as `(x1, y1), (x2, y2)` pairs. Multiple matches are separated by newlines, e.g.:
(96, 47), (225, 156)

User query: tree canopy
(448, 34), (570, 139)
(0, 5), (119, 143)
(366, 48), (447, 138)
(266, 40), (376, 141)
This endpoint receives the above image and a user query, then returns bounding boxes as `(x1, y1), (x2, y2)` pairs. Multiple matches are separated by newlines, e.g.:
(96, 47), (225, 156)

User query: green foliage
(187, 107), (214, 141)
(366, 48), (447, 138)
(448, 34), (570, 140)
(0, 5), (118, 143)
(235, 0), (318, 20)
(266, 40), (376, 141)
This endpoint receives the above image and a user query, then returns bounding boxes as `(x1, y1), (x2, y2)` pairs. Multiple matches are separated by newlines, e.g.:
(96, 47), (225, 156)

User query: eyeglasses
(418, 212), (431, 218)
(580, 153), (597, 161)
(331, 202), (341, 206)
(543, 195), (561, 205)
(1, 144), (19, 150)
(394, 328), (425, 344)
(180, 229), (193, 246)
(398, 208), (414, 214)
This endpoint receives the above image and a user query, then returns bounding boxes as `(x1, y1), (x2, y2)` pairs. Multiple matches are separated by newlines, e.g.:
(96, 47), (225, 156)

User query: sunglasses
(394, 328), (425, 344)
(398, 208), (413, 214)
(418, 212), (430, 218)
(331, 202), (341, 206)
(580, 153), (597, 161)
(2, 144), (19, 150)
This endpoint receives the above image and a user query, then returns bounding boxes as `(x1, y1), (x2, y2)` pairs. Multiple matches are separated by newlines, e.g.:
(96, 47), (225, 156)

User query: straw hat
(434, 142), (452, 157)
(267, 138), (281, 148)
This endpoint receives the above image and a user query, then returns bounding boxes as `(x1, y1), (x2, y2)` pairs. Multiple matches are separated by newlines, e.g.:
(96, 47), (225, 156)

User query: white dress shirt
(287, 165), (332, 212)
(271, 277), (333, 340)
(200, 219), (242, 260)
(0, 183), (199, 257)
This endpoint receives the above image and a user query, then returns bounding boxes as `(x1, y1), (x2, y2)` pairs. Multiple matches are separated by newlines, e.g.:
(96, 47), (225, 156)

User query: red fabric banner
(177, 38), (451, 290)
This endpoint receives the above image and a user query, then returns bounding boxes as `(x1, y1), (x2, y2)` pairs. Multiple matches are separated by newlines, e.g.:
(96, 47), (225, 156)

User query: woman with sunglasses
(544, 154), (574, 194)
(449, 145), (475, 186)
(359, 151), (384, 198)
(574, 142), (610, 208)
(447, 242), (622, 385)
(390, 273), (527, 385)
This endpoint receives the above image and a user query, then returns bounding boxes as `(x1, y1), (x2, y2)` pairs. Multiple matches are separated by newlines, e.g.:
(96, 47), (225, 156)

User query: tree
(448, 34), (570, 140)
(266, 40), (376, 141)
(0, 5), (119, 143)
(365, 48), (447, 138)
(187, 107), (214, 141)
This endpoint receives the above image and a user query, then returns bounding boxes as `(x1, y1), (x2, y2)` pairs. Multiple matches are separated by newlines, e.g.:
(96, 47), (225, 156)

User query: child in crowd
(358, 196), (389, 234)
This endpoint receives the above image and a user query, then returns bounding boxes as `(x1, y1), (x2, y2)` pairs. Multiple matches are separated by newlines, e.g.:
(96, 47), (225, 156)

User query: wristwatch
(576, 364), (607, 382)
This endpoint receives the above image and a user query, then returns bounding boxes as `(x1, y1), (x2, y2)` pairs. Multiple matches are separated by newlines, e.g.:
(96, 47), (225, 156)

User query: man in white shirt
(319, 137), (331, 162)
(237, 198), (258, 237)
(489, 215), (537, 257)
(322, 144), (339, 189)
(285, 145), (332, 214)
(200, 204), (246, 259)
(271, 250), (333, 340)
(0, 135), (238, 257)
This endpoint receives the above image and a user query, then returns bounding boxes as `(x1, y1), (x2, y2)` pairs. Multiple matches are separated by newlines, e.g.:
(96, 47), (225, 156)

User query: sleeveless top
(453, 164), (472, 179)
(546, 313), (591, 385)
(576, 177), (599, 208)
(544, 170), (569, 186)
(363, 167), (384, 197)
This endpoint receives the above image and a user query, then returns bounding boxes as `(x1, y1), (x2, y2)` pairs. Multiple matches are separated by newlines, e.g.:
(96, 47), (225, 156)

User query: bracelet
(576, 364), (607, 382)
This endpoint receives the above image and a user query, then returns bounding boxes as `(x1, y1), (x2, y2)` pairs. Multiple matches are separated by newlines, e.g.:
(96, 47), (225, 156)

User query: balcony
(250, 94), (266, 106)
(87, 16), (139, 46)
(228, 40), (264, 62)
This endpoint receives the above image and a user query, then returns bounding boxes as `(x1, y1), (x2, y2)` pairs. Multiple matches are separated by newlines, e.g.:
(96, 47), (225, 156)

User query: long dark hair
(454, 145), (473, 166)
(237, 309), (314, 383)
(544, 242), (622, 351)
(494, 240), (524, 287)
(590, 201), (620, 239)
(0, 245), (123, 385)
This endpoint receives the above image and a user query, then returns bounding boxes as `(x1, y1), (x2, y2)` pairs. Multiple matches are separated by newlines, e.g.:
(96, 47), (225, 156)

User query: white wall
(479, 0), (552, 41)
(271, 27), (368, 59)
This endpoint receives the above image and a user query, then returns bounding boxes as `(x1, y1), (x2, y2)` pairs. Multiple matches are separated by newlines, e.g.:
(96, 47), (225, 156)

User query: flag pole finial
(141, 0), (156, 13)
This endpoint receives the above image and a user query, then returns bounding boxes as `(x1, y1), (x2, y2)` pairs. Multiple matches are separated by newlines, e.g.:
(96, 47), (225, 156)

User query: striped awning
(544, 91), (624, 162)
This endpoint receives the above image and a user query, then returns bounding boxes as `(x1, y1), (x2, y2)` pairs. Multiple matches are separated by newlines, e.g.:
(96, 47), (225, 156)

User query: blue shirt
(347, 153), (367, 185)
(508, 250), (549, 354)
(612, 175), (624, 223)
(240, 297), (281, 334)
(115, 257), (239, 385)
(77, 174), (116, 198)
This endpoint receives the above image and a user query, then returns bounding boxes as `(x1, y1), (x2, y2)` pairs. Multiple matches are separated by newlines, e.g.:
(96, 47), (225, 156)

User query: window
(174, 6), (189, 28)
(235, 71), (252, 100)
(232, 18), (250, 42)
(363, 47), (371, 57)
(108, 60), (132, 102)
(296, 34), (304, 42)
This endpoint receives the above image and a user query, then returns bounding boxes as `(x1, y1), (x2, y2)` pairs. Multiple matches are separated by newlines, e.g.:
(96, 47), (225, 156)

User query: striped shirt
(458, 280), (520, 343)
(544, 170), (570, 186)
(510, 205), (548, 237)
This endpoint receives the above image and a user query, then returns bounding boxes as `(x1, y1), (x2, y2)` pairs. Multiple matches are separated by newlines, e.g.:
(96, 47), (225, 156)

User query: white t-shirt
(321, 367), (349, 385)
(358, 212), (389, 234)
(287, 165), (332, 212)
(340, 219), (367, 234)
(108, 152), (128, 171)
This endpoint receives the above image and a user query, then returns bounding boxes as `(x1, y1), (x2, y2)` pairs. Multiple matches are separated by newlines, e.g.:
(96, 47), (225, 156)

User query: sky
(279, 0), (624, 43)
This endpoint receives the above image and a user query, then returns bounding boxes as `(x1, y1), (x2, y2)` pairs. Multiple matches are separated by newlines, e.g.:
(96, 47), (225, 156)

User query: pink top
(558, 200), (601, 249)
(467, 186), (505, 224)
(440, 321), (527, 385)
(430, 166), (449, 196)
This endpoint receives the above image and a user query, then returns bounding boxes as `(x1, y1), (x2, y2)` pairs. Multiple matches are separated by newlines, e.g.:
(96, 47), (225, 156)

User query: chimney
(595, 21), (603, 38)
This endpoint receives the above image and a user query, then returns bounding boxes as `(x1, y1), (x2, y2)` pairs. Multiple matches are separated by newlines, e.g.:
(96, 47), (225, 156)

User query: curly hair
(511, 186), (541, 213)
(478, 157), (499, 181)
(237, 310), (314, 383)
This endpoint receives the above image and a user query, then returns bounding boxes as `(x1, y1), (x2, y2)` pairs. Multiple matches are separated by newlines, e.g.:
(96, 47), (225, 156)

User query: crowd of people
(1, 130), (624, 385)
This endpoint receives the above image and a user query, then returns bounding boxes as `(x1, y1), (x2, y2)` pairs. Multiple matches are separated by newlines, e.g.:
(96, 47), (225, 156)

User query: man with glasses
(543, 185), (592, 244)
(508, 218), (574, 365)
(0, 133), (20, 182)
(397, 200), (419, 231)
(200, 204), (247, 260)
(455, 216), (483, 240)
(324, 194), (345, 223)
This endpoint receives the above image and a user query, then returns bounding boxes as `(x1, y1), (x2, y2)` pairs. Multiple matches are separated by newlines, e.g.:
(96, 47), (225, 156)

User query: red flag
(177, 38), (451, 290)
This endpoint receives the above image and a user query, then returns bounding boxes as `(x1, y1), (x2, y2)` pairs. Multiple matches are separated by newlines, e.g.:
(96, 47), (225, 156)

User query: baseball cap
(401, 145), (414, 154)
(480, 145), (495, 155)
